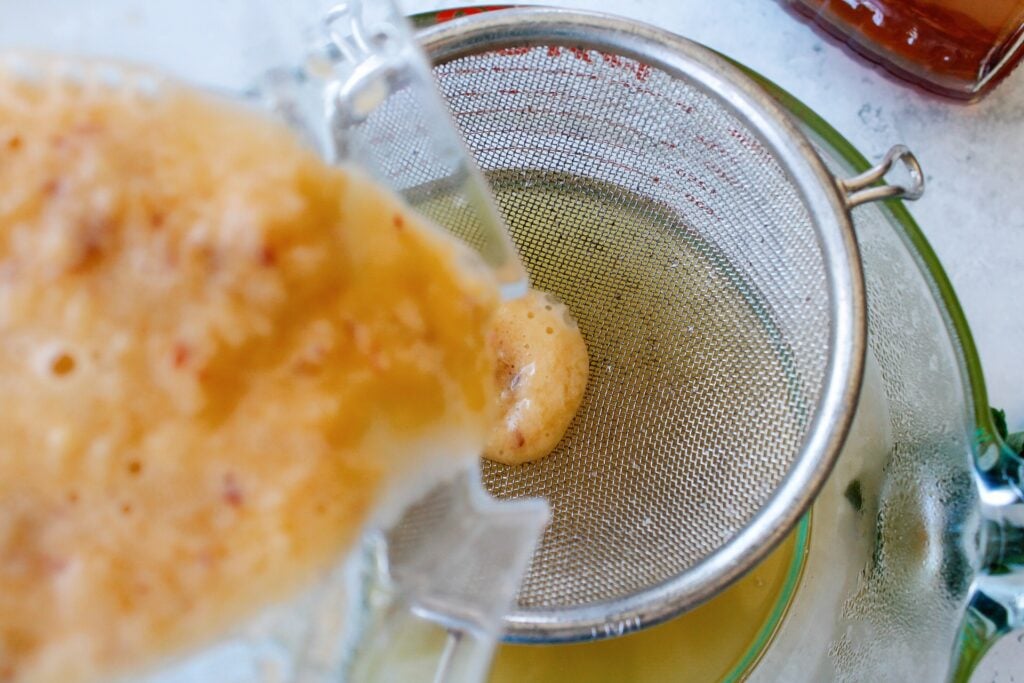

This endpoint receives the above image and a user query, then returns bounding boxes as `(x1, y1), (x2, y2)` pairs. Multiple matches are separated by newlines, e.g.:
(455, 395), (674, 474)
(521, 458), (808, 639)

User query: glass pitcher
(0, 1), (546, 682)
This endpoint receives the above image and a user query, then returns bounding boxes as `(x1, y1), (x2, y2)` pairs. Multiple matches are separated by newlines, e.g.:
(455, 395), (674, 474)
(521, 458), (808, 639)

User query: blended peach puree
(0, 57), (498, 682)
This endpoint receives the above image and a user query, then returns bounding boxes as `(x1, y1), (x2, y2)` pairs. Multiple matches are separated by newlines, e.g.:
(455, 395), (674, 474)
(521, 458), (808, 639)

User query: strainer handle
(837, 145), (925, 208)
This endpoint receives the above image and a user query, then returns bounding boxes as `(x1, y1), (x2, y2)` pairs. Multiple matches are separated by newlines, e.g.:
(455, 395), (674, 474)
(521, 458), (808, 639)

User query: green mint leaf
(991, 407), (1009, 440)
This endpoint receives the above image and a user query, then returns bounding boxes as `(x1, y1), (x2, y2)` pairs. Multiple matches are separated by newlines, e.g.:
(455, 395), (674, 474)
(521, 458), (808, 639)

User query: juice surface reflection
(489, 524), (805, 683)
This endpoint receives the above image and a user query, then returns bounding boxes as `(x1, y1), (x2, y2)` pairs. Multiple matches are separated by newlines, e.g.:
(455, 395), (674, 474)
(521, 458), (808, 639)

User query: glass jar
(783, 0), (1024, 100)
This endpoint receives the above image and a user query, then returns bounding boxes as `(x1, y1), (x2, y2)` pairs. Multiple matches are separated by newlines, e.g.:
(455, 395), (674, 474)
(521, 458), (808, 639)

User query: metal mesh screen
(376, 37), (837, 634)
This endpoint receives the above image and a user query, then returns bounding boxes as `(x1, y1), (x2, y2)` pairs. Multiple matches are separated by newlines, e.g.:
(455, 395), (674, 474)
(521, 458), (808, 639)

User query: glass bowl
(2, 4), (1019, 682)
(412, 7), (1024, 682)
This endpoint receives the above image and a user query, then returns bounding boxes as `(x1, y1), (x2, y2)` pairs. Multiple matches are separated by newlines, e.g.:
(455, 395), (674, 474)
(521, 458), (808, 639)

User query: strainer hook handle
(838, 145), (925, 208)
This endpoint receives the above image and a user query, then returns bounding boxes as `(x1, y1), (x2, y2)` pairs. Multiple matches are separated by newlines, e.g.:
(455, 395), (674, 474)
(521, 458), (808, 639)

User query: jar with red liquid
(783, 0), (1024, 100)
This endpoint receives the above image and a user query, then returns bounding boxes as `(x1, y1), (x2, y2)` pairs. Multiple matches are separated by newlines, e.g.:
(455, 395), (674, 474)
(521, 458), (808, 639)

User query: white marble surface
(408, 0), (1024, 678)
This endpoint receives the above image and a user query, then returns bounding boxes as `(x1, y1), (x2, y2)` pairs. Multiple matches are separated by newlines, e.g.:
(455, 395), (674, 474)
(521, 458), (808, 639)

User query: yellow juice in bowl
(489, 522), (806, 683)
(357, 521), (806, 683)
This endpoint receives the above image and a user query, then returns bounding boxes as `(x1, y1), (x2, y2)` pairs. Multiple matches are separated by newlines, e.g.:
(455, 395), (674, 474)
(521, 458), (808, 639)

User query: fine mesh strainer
(364, 7), (924, 644)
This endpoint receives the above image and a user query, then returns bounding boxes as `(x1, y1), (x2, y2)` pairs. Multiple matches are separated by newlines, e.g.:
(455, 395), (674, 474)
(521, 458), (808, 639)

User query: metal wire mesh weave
(379, 10), (863, 641)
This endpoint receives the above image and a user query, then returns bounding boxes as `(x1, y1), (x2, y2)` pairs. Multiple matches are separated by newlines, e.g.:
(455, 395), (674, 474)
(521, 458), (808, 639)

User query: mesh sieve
(369, 8), (888, 643)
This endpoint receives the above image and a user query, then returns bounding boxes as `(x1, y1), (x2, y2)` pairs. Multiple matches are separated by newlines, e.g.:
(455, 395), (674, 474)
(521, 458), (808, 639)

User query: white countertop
(410, 0), (1024, 678)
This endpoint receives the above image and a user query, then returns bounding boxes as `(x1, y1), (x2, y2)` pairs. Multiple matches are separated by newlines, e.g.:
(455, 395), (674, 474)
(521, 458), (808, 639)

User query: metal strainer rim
(418, 7), (866, 642)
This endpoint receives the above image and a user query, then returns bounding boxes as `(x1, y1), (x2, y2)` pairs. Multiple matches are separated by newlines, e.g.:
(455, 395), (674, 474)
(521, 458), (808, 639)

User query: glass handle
(341, 465), (549, 683)
(342, 600), (501, 683)
(950, 423), (1024, 682)
(431, 629), (499, 683)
